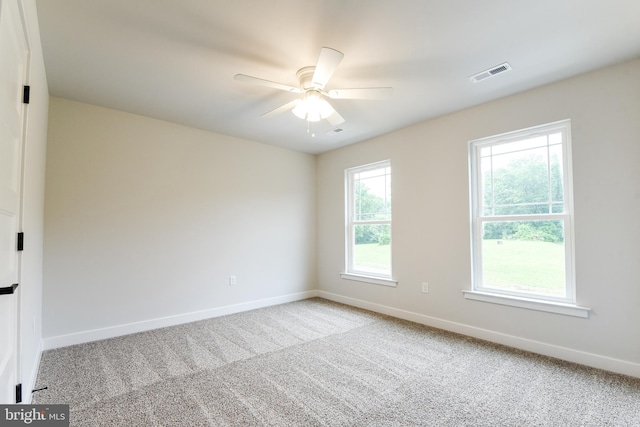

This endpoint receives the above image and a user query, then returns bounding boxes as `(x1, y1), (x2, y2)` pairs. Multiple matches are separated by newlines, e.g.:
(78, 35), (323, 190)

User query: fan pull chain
(307, 120), (316, 137)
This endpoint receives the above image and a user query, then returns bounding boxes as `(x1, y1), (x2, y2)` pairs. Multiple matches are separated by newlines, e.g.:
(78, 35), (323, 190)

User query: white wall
(317, 58), (640, 376)
(19, 0), (49, 401)
(43, 98), (316, 344)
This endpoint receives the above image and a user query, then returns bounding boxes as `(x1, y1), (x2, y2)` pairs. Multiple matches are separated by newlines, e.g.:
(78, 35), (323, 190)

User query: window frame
(342, 160), (395, 286)
(468, 120), (577, 305)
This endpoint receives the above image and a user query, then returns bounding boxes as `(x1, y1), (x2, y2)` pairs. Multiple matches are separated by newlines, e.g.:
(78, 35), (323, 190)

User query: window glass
(346, 161), (392, 279)
(353, 224), (391, 275)
(481, 220), (566, 298)
(470, 121), (574, 303)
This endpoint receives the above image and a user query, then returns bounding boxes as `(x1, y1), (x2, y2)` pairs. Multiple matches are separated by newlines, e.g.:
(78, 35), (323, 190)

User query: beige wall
(43, 98), (316, 341)
(317, 58), (640, 374)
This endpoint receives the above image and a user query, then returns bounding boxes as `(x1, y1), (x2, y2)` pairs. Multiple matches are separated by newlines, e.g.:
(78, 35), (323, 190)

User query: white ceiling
(35, 0), (640, 154)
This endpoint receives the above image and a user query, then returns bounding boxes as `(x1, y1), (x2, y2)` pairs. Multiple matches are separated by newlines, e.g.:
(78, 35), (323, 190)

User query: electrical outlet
(421, 282), (429, 293)
(229, 275), (237, 286)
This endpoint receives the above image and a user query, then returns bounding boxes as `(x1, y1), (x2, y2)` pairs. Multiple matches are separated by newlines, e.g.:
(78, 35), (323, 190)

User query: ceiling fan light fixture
(235, 47), (390, 129)
(292, 90), (334, 122)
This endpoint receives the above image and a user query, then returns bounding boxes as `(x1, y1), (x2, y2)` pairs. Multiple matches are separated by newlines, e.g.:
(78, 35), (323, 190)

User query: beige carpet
(33, 298), (640, 426)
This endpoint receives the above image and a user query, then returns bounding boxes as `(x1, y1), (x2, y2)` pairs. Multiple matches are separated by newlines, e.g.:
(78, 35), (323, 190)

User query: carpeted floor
(33, 298), (640, 426)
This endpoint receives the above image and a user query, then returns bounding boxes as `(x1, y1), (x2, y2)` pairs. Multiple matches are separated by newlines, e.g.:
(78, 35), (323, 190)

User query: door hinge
(17, 232), (24, 251)
(23, 85), (30, 104)
(15, 383), (22, 403)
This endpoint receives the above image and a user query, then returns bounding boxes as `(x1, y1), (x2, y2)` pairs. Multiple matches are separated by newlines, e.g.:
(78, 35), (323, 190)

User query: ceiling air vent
(469, 62), (512, 83)
(327, 128), (344, 135)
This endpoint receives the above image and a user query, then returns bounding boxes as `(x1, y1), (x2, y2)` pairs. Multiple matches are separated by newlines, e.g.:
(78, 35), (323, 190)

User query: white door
(0, 0), (28, 404)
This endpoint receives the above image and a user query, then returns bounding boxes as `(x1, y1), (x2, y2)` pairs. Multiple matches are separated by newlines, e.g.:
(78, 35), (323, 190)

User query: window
(343, 160), (394, 285)
(468, 120), (576, 305)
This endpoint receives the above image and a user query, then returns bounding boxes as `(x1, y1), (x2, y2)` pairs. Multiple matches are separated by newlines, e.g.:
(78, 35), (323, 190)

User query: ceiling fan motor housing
(296, 66), (320, 90)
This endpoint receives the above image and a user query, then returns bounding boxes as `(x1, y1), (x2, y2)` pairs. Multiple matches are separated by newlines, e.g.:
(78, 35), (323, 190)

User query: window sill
(463, 290), (590, 318)
(341, 273), (398, 288)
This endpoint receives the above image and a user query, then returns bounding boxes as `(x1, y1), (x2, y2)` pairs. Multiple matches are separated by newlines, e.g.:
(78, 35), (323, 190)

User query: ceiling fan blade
(234, 74), (301, 93)
(261, 100), (299, 118)
(312, 47), (344, 89)
(327, 109), (345, 126)
(326, 87), (393, 100)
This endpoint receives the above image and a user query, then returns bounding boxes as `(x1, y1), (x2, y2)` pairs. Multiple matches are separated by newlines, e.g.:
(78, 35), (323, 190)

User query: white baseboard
(43, 290), (318, 350)
(318, 291), (640, 379)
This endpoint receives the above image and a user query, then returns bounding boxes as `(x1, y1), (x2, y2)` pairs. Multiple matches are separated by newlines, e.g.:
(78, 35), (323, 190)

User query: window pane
(480, 156), (493, 215)
(493, 203), (549, 215)
(549, 132), (562, 146)
(481, 220), (566, 297)
(550, 144), (564, 204)
(353, 224), (391, 275)
(354, 167), (391, 221)
(491, 135), (547, 155)
(492, 146), (548, 204)
(481, 139), (562, 216)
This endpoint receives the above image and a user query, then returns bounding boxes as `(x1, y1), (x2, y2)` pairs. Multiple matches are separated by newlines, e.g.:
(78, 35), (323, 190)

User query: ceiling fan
(234, 47), (392, 131)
